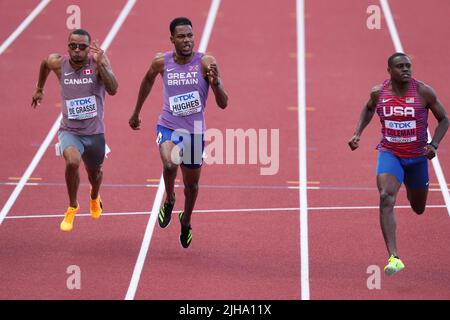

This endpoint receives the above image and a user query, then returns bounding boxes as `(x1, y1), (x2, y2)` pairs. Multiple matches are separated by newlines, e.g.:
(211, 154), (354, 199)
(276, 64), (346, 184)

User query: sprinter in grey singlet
(129, 17), (228, 248)
(31, 29), (118, 232)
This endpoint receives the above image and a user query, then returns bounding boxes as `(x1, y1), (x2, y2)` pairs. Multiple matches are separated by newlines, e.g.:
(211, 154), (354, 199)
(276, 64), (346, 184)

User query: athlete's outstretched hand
(129, 114), (141, 130)
(348, 135), (360, 151)
(425, 144), (437, 160)
(90, 40), (105, 65)
(207, 63), (220, 86)
(31, 90), (44, 108)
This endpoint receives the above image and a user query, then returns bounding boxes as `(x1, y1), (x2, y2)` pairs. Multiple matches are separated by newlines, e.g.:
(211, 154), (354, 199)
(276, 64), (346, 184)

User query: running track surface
(0, 0), (449, 300)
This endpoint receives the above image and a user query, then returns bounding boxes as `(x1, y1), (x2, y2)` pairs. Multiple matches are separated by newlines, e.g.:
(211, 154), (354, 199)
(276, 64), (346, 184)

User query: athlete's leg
(377, 173), (402, 257)
(85, 166), (103, 199)
(82, 134), (105, 200)
(376, 151), (405, 258)
(404, 156), (429, 215)
(63, 146), (82, 208)
(179, 165), (201, 227)
(406, 187), (428, 214)
(159, 140), (179, 203)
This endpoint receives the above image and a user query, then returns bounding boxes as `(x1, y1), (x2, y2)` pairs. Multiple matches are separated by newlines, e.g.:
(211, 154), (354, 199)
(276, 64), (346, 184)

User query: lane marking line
(380, 0), (450, 216)
(0, 0), (51, 55)
(7, 204), (447, 220)
(124, 0), (222, 300)
(0, 0), (137, 226)
(296, 0), (310, 301)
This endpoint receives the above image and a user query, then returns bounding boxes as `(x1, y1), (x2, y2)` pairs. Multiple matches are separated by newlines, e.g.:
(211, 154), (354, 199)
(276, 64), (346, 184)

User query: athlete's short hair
(388, 52), (410, 67)
(170, 17), (193, 35)
(68, 29), (91, 43)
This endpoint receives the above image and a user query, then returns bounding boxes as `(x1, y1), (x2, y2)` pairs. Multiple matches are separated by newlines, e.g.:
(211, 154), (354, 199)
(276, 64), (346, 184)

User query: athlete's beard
(70, 55), (87, 68)
(177, 49), (193, 57)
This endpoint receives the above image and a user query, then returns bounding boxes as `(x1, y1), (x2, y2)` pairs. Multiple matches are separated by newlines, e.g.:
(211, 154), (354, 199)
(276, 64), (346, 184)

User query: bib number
(66, 95), (97, 120)
(385, 120), (417, 143)
(169, 91), (202, 117)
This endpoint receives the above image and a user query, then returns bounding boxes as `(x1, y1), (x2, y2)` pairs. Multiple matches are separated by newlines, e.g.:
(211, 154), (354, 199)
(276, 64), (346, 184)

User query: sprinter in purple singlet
(348, 53), (449, 275)
(31, 29), (118, 232)
(129, 17), (228, 248)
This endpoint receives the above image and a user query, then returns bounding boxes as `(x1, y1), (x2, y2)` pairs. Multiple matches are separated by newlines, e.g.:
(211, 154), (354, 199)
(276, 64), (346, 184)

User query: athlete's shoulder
(46, 53), (62, 69)
(201, 53), (216, 65)
(416, 80), (437, 106)
(371, 83), (383, 93)
(415, 79), (434, 94)
(152, 52), (165, 64)
(370, 83), (383, 99)
(149, 52), (165, 73)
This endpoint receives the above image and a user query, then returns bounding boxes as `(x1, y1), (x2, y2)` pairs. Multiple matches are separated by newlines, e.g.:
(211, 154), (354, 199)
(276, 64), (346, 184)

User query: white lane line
(6, 204), (447, 220)
(380, 0), (450, 216)
(0, 0), (137, 226)
(198, 0), (221, 52)
(296, 0), (310, 301)
(125, 175), (164, 300)
(124, 0), (222, 300)
(0, 0), (51, 55)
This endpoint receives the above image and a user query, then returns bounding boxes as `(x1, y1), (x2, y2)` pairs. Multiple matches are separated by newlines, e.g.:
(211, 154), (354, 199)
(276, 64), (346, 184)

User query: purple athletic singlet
(59, 55), (106, 135)
(157, 52), (209, 134)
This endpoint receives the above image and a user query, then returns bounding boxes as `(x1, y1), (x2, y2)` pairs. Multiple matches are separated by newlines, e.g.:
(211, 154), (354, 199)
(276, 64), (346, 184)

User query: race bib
(65, 95), (97, 120)
(385, 120), (417, 143)
(169, 91), (202, 117)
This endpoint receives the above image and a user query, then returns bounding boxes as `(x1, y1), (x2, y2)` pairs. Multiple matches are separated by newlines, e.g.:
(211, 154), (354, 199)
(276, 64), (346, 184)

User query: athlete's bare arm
(129, 53), (165, 130)
(418, 82), (449, 159)
(348, 84), (382, 151)
(31, 53), (62, 108)
(201, 55), (228, 109)
(90, 40), (118, 96)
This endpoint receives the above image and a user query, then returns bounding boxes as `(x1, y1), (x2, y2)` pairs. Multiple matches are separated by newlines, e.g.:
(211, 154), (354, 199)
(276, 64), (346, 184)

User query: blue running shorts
(376, 151), (429, 189)
(156, 125), (204, 169)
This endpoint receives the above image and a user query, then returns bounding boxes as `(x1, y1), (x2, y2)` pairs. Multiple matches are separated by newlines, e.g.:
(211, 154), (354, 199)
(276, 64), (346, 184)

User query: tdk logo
(70, 97), (92, 107)
(388, 122), (412, 129)
(385, 120), (416, 130)
(174, 93), (195, 103)
(382, 106), (415, 117)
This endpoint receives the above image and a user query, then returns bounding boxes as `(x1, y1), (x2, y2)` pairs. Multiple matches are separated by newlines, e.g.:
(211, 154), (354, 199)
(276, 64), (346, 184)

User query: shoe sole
(158, 214), (171, 228)
(384, 266), (404, 276)
(60, 224), (73, 232)
(179, 236), (191, 248)
(159, 220), (171, 228)
(91, 200), (103, 220)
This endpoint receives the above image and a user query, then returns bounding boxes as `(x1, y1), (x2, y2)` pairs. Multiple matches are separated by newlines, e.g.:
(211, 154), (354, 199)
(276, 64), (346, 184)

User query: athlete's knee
(184, 182), (199, 193)
(87, 167), (102, 180)
(412, 204), (426, 215)
(65, 157), (81, 170)
(379, 190), (396, 208)
(163, 161), (178, 173)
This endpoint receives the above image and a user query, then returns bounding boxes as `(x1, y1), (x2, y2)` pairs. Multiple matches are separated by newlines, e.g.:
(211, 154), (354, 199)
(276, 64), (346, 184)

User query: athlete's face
(388, 56), (412, 84)
(68, 34), (90, 64)
(171, 25), (194, 57)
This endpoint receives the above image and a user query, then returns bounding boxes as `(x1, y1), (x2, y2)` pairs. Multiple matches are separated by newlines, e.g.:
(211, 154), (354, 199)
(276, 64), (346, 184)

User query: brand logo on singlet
(382, 106), (415, 117)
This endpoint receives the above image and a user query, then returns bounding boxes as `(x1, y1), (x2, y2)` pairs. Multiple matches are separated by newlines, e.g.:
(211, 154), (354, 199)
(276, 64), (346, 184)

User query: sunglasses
(68, 43), (89, 50)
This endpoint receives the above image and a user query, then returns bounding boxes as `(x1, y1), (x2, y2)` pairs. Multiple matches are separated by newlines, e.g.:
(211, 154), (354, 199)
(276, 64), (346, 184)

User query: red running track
(0, 0), (449, 300)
